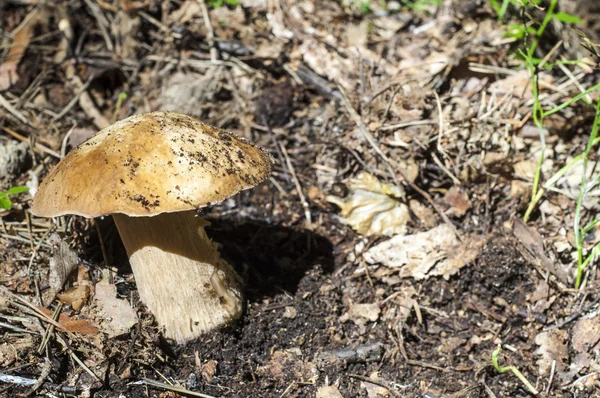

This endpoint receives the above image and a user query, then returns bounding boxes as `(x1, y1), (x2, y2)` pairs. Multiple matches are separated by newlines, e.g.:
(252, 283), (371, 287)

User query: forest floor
(2, 0), (600, 397)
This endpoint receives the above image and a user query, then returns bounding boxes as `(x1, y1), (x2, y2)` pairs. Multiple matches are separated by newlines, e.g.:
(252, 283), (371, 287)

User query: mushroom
(31, 112), (272, 343)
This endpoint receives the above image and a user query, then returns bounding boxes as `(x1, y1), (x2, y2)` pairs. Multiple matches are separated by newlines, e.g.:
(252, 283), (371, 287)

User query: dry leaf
(534, 329), (569, 374)
(571, 316), (600, 353)
(0, 11), (39, 90)
(93, 281), (137, 338)
(364, 224), (482, 280)
(201, 360), (218, 382)
(512, 219), (568, 284)
(362, 372), (392, 398)
(38, 307), (99, 335)
(444, 186), (472, 217)
(44, 234), (79, 304)
(327, 171), (409, 236)
(0, 336), (33, 367)
(339, 302), (380, 325)
(57, 285), (90, 310)
(317, 385), (343, 398)
(257, 350), (318, 382)
(489, 70), (554, 99)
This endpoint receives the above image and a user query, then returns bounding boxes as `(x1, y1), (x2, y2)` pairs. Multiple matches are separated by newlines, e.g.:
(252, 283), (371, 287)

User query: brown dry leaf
(362, 372), (392, 398)
(45, 233), (80, 304)
(297, 38), (355, 90)
(257, 350), (318, 382)
(169, 0), (201, 24)
(0, 336), (34, 367)
(534, 329), (569, 374)
(327, 171), (409, 236)
(317, 385), (343, 398)
(488, 70), (554, 99)
(571, 315), (600, 353)
(93, 280), (137, 338)
(339, 302), (380, 326)
(201, 360), (218, 382)
(57, 285), (90, 310)
(512, 219), (568, 284)
(364, 224), (483, 280)
(444, 186), (472, 217)
(38, 307), (99, 335)
(0, 10), (39, 90)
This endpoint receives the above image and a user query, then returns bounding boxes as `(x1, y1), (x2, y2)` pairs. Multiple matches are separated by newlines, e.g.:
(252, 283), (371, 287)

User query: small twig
(56, 333), (101, 382)
(0, 286), (73, 335)
(23, 357), (52, 396)
(198, 0), (218, 63)
(0, 93), (31, 126)
(346, 374), (401, 397)
(1, 126), (61, 158)
(279, 142), (311, 225)
(546, 359), (556, 395)
(53, 74), (94, 123)
(130, 378), (218, 398)
(544, 295), (600, 331)
(38, 302), (62, 354)
(337, 83), (399, 185)
(94, 219), (112, 282)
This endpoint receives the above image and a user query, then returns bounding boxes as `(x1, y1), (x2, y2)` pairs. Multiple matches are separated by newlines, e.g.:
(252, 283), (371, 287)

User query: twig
(0, 373), (36, 386)
(130, 378), (219, 398)
(337, 83), (399, 185)
(198, 0), (218, 63)
(0, 92), (31, 125)
(82, 0), (113, 51)
(94, 219), (112, 282)
(56, 333), (101, 382)
(38, 303), (62, 354)
(543, 295), (600, 331)
(0, 286), (73, 335)
(546, 359), (556, 395)
(346, 374), (401, 397)
(23, 357), (52, 396)
(279, 142), (311, 225)
(1, 126), (61, 158)
(53, 74), (94, 122)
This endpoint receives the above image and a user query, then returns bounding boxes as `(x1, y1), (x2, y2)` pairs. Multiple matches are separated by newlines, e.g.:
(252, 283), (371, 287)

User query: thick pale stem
(112, 211), (242, 343)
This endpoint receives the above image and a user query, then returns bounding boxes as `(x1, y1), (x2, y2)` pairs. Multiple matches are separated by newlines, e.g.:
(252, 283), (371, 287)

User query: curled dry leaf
(327, 171), (410, 236)
(364, 224), (483, 280)
(44, 233), (79, 304)
(57, 285), (90, 311)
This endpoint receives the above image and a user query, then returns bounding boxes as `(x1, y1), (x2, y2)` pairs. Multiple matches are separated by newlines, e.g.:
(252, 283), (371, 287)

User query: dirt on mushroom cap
(31, 112), (273, 218)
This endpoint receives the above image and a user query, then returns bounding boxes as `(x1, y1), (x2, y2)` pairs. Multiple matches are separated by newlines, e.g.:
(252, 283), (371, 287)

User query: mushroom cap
(31, 112), (273, 218)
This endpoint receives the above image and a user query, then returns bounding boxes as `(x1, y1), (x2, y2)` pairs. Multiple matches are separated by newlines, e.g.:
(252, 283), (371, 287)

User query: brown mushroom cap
(31, 112), (273, 218)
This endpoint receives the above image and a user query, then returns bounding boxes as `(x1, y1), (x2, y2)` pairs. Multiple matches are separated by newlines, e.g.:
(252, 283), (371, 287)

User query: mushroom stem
(112, 211), (243, 343)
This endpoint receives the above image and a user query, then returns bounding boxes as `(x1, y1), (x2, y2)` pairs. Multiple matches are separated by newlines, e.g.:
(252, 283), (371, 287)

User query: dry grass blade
(131, 378), (219, 398)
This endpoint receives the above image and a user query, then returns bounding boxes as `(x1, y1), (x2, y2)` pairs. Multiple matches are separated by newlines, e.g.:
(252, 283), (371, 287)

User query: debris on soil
(364, 224), (483, 280)
(327, 171), (409, 236)
(3, 0), (600, 396)
(92, 275), (137, 338)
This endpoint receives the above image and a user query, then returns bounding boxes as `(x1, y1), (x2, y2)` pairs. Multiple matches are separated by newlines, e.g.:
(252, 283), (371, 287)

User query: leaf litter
(2, 0), (600, 396)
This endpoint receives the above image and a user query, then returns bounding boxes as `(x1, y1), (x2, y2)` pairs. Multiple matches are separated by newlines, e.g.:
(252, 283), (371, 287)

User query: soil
(2, 0), (600, 397)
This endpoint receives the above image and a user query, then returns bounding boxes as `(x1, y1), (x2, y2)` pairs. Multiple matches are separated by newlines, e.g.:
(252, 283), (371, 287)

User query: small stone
(283, 306), (297, 319)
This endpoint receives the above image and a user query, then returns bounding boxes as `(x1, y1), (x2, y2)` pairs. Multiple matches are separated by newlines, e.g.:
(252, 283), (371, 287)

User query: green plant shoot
(491, 345), (539, 395)
(0, 186), (29, 211)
